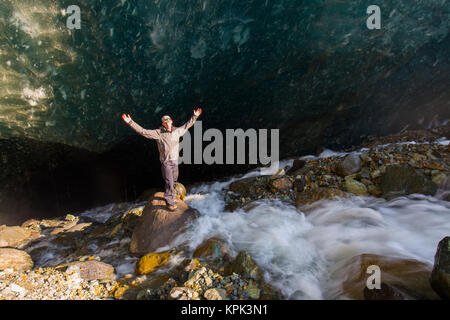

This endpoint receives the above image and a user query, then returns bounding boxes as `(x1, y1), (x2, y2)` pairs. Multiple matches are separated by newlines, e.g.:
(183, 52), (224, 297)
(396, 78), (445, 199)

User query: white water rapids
(177, 176), (450, 299)
(28, 142), (450, 300)
(174, 142), (450, 299)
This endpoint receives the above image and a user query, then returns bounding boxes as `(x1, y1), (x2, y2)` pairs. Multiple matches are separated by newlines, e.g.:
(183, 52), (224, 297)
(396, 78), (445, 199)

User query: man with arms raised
(122, 108), (202, 210)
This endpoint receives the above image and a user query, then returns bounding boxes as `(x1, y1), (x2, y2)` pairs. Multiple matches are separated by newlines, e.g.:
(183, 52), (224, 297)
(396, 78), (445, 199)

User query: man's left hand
(193, 108), (202, 117)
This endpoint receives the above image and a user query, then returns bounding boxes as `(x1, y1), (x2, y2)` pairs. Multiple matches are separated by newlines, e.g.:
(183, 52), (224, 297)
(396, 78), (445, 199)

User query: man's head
(161, 115), (173, 131)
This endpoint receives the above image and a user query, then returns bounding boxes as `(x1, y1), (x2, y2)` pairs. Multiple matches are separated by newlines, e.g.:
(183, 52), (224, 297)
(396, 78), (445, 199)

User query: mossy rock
(135, 250), (171, 275)
(175, 182), (187, 200)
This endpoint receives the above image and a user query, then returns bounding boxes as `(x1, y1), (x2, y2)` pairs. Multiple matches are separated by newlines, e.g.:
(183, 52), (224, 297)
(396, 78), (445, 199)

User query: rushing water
(175, 141), (450, 299)
(25, 141), (450, 299)
(174, 175), (450, 299)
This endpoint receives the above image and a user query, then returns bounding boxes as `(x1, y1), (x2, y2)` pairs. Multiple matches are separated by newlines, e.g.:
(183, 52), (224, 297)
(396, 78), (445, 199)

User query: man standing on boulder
(122, 108), (202, 210)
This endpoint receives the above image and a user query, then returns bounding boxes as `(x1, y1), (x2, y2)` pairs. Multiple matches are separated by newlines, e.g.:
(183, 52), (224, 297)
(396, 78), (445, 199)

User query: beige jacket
(128, 115), (198, 163)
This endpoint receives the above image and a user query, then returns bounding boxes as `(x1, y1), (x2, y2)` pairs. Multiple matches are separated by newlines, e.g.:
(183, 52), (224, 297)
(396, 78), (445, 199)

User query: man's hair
(161, 115), (172, 123)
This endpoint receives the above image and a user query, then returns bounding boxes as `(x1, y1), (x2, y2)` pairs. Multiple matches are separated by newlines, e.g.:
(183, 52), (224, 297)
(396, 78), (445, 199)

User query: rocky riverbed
(0, 130), (449, 300)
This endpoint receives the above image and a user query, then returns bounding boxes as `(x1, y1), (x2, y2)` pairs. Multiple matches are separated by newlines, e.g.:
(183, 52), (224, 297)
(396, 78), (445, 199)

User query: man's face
(162, 120), (173, 131)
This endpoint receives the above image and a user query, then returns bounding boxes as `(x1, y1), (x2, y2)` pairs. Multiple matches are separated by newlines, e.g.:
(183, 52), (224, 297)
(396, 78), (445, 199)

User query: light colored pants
(161, 160), (178, 206)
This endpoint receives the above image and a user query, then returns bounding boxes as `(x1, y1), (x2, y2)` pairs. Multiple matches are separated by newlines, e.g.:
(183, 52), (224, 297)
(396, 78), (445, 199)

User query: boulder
(367, 184), (382, 196)
(21, 219), (41, 232)
(270, 176), (293, 192)
(169, 287), (199, 300)
(246, 279), (261, 299)
(345, 177), (368, 196)
(135, 250), (171, 275)
(174, 182), (187, 201)
(184, 267), (209, 287)
(432, 173), (447, 186)
(430, 236), (450, 299)
(0, 225), (32, 248)
(286, 159), (307, 175)
(226, 251), (262, 281)
(295, 187), (347, 208)
(363, 283), (405, 300)
(130, 192), (199, 255)
(193, 237), (228, 260)
(66, 260), (115, 281)
(336, 153), (362, 177)
(342, 253), (439, 300)
(121, 206), (144, 232)
(40, 219), (66, 228)
(228, 176), (268, 198)
(48, 217), (80, 235)
(204, 288), (228, 300)
(65, 222), (92, 233)
(0, 248), (34, 271)
(380, 165), (437, 198)
(292, 177), (306, 192)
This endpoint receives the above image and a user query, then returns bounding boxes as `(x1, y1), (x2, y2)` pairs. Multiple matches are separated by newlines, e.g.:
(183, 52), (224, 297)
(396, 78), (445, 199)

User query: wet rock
(225, 174), (295, 211)
(184, 267), (208, 287)
(0, 248), (34, 271)
(193, 237), (228, 260)
(226, 251), (262, 281)
(286, 159), (306, 175)
(65, 214), (77, 222)
(370, 169), (382, 179)
(259, 283), (283, 300)
(49, 217), (80, 235)
(432, 172), (447, 186)
(430, 236), (450, 299)
(228, 176), (268, 198)
(135, 251), (171, 275)
(204, 288), (228, 300)
(40, 219), (66, 228)
(66, 260), (115, 281)
(130, 192), (199, 255)
(363, 283), (405, 300)
(367, 184), (382, 196)
(345, 177), (368, 196)
(65, 223), (92, 233)
(246, 279), (260, 299)
(270, 176), (293, 192)
(0, 225), (32, 248)
(21, 219), (41, 233)
(423, 162), (445, 171)
(224, 201), (241, 212)
(342, 253), (439, 300)
(336, 153), (362, 177)
(51, 228), (88, 249)
(295, 188), (347, 208)
(169, 286), (199, 300)
(292, 177), (306, 192)
(174, 182), (187, 201)
(380, 165), (437, 198)
(182, 258), (201, 272)
(360, 178), (373, 186)
(121, 206), (144, 232)
(112, 284), (130, 300)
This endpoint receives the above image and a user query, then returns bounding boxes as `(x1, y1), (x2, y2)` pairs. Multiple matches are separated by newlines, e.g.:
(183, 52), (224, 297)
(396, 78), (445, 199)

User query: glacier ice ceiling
(0, 0), (449, 223)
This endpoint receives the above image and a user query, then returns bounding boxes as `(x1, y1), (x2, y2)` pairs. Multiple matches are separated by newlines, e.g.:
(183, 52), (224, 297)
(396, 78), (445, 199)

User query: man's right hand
(122, 113), (132, 124)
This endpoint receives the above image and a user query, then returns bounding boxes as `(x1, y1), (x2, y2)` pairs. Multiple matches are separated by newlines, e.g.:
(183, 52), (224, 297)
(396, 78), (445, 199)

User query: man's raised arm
(122, 114), (159, 140)
(175, 108), (202, 136)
